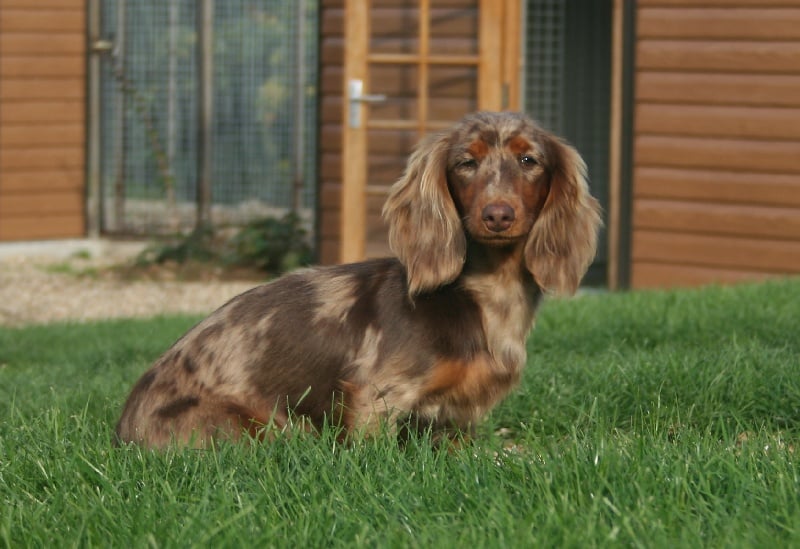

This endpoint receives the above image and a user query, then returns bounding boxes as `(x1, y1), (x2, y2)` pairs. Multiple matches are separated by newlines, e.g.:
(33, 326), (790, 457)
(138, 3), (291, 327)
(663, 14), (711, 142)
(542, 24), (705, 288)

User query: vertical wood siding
(0, 0), (86, 240)
(631, 0), (800, 287)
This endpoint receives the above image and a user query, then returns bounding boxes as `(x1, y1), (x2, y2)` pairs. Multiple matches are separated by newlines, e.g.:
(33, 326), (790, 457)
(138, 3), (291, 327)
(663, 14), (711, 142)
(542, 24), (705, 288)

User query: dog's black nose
(481, 202), (515, 232)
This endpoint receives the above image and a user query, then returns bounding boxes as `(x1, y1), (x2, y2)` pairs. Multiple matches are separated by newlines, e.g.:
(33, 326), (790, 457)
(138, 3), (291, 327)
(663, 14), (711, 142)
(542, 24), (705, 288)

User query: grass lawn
(1, 278), (798, 547)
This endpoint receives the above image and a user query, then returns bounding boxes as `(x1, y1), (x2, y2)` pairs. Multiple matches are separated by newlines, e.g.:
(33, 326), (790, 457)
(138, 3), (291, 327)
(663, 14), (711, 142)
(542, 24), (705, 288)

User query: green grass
(1, 279), (799, 547)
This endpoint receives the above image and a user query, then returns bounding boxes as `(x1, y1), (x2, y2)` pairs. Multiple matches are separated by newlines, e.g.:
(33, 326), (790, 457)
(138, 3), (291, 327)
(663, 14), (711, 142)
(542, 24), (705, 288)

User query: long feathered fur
(115, 111), (602, 448)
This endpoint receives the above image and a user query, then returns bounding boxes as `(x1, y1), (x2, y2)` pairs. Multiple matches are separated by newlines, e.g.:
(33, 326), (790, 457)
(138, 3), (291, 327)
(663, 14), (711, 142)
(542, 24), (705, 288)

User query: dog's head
(383, 111), (602, 296)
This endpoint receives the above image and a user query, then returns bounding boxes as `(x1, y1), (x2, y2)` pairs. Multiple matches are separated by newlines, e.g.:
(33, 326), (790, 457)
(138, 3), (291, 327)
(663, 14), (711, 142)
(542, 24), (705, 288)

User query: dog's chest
(411, 279), (539, 424)
(464, 275), (539, 373)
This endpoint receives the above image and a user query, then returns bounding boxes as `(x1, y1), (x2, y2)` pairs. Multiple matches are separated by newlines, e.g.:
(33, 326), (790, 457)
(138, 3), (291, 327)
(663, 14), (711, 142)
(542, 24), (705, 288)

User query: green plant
(135, 225), (218, 266)
(224, 212), (311, 272)
(134, 213), (311, 275)
(38, 250), (99, 278)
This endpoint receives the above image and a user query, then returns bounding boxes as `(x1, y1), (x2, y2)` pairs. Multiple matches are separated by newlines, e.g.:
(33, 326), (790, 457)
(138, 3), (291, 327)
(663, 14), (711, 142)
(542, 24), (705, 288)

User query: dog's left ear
(524, 135), (602, 295)
(382, 133), (466, 296)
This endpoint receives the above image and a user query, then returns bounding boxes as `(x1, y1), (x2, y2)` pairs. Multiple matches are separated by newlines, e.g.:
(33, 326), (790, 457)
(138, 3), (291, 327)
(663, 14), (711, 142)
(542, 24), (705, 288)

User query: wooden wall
(318, 0), (346, 264)
(0, 0), (86, 241)
(631, 0), (800, 287)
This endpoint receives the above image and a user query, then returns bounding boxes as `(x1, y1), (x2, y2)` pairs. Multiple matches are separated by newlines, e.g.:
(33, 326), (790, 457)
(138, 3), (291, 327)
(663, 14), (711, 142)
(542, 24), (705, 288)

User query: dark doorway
(524, 0), (612, 286)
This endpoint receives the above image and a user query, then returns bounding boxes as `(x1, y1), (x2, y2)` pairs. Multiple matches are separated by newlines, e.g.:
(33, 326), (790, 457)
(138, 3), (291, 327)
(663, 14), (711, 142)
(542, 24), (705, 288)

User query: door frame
(340, 0), (522, 263)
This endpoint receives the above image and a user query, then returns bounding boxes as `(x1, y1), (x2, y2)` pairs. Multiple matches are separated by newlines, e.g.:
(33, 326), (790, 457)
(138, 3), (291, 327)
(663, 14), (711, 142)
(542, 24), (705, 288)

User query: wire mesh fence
(524, 0), (566, 134)
(98, 0), (318, 235)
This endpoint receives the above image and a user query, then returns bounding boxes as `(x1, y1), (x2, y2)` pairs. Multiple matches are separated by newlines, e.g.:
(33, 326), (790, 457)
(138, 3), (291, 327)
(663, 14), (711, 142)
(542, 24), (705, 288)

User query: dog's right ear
(382, 133), (466, 296)
(524, 135), (602, 295)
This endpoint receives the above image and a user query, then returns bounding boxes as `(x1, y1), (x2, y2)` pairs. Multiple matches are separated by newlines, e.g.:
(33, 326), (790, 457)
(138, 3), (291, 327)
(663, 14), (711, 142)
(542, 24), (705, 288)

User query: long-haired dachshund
(116, 111), (602, 447)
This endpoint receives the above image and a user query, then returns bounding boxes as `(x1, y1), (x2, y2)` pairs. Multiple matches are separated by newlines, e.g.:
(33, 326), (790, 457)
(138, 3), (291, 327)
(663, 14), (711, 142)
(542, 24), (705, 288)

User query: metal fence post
(86, 0), (103, 238)
(292, 0), (306, 214)
(112, 0), (127, 231)
(167, 0), (178, 186)
(196, 0), (214, 230)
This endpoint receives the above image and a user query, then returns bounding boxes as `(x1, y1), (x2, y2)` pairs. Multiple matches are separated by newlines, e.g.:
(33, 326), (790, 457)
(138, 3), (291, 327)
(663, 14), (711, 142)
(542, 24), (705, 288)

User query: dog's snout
(481, 202), (515, 232)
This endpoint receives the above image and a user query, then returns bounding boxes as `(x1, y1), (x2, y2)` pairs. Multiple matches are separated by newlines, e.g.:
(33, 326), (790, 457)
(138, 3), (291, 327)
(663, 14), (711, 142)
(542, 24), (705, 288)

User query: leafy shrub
(135, 213), (311, 275)
(224, 213), (312, 272)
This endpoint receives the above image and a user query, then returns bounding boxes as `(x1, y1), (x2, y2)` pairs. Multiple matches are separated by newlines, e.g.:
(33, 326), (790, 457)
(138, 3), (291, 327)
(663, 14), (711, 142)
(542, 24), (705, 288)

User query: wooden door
(340, 0), (521, 262)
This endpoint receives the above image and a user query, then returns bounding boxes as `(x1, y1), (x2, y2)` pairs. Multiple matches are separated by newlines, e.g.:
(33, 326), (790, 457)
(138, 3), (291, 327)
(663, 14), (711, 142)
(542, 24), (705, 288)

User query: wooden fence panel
(0, 0), (86, 241)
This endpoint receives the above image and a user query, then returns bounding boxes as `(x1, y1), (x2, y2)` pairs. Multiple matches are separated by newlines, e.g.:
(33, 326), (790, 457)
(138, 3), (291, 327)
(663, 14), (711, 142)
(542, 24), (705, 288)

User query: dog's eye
(458, 158), (478, 170)
(520, 155), (538, 167)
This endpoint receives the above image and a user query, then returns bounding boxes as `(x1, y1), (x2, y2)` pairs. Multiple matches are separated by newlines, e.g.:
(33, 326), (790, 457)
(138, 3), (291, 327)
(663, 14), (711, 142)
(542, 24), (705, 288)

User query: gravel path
(0, 253), (260, 327)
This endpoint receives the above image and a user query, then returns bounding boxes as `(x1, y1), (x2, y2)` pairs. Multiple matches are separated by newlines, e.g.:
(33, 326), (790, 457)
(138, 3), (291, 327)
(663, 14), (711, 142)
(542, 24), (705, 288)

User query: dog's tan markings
(505, 135), (534, 157)
(343, 390), (383, 435)
(341, 382), (360, 428)
(462, 256), (539, 373)
(424, 356), (516, 403)
(416, 355), (518, 427)
(343, 325), (392, 432)
(422, 359), (468, 397)
(311, 270), (358, 325)
(255, 310), (274, 336)
(467, 139), (489, 160)
(195, 322), (225, 347)
(238, 311), (275, 352)
(346, 355), (424, 434)
(220, 400), (271, 440)
(326, 379), (360, 438)
(171, 320), (260, 397)
(352, 325), (382, 374)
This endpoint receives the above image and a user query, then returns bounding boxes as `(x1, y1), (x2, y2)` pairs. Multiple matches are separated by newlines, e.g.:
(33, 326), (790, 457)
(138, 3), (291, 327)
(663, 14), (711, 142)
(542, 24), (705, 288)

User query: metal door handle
(90, 39), (114, 54)
(348, 79), (386, 128)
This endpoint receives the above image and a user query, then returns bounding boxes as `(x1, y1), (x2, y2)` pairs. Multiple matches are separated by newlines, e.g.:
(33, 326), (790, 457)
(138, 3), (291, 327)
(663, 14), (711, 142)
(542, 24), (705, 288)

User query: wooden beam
(635, 135), (800, 174)
(478, 0), (502, 110)
(502, 0), (521, 110)
(636, 103), (800, 140)
(637, 72), (800, 108)
(633, 199), (800, 241)
(0, 215), (84, 241)
(607, 0), (624, 290)
(631, 262), (774, 289)
(418, 0), (430, 136)
(340, 0), (369, 263)
(632, 230), (800, 273)
(634, 167), (800, 208)
(638, 7), (800, 41)
(368, 53), (479, 65)
(637, 40), (800, 74)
